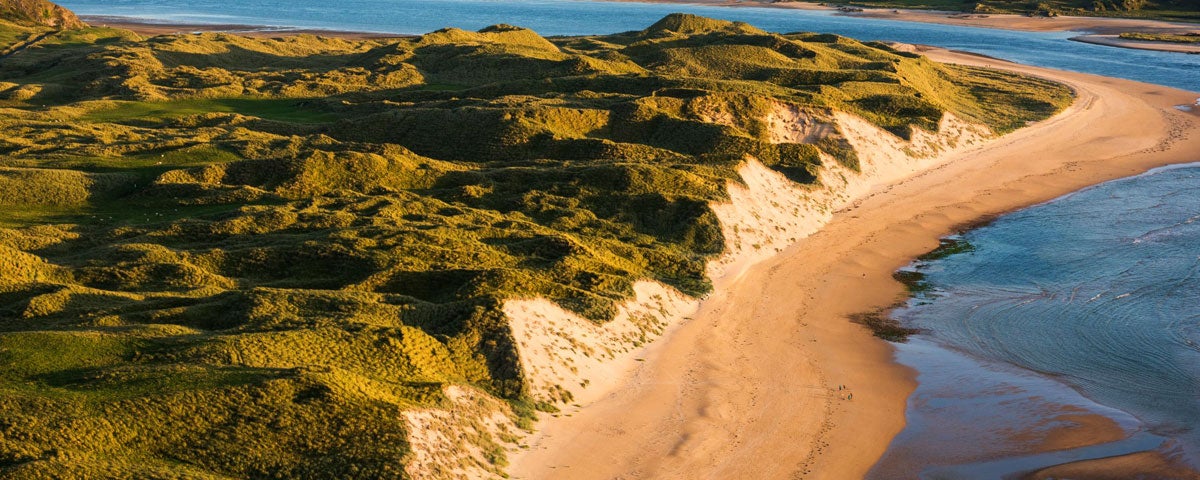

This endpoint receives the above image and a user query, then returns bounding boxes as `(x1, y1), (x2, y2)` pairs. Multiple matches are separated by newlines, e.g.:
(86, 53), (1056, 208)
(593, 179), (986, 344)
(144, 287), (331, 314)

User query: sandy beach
(508, 49), (1200, 479)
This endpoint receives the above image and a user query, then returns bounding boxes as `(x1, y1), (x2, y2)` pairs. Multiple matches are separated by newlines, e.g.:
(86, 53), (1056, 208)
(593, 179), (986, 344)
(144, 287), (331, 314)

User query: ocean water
(56, 0), (1200, 91)
(873, 164), (1200, 478)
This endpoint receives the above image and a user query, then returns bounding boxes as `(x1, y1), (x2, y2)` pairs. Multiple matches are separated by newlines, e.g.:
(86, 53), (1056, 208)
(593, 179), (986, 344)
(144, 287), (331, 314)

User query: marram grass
(0, 12), (1072, 478)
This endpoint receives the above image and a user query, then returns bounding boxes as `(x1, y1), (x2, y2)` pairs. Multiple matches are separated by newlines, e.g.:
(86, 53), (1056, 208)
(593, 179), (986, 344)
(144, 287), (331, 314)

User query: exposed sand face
(403, 385), (520, 480)
(505, 281), (698, 406)
(507, 50), (1200, 479)
(765, 103), (831, 144)
(507, 108), (990, 416)
(503, 96), (988, 412)
(709, 112), (989, 283)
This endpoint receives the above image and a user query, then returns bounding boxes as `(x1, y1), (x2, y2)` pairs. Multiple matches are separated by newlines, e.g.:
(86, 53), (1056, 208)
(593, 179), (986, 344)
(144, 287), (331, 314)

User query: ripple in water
(872, 164), (1200, 478)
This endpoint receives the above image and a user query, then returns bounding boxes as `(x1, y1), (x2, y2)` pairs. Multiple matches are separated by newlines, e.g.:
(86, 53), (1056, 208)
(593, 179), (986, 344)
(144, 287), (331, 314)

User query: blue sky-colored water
(878, 165), (1200, 477)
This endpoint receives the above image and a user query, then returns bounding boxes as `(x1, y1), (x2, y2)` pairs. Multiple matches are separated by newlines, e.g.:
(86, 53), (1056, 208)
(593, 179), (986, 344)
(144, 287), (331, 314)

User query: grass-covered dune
(0, 0), (84, 30)
(1119, 31), (1200, 42)
(0, 10), (1071, 479)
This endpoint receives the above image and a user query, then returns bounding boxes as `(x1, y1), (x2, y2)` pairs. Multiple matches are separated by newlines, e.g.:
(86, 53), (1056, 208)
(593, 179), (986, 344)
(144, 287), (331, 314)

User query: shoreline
(507, 48), (1200, 479)
(1069, 33), (1200, 54)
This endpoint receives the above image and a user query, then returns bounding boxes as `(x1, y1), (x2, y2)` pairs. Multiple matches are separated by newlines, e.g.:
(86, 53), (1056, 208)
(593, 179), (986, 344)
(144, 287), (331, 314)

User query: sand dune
(508, 49), (1200, 479)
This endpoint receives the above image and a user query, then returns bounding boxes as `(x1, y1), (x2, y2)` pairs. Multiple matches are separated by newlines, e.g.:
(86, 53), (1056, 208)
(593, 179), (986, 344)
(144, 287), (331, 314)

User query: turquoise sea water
(57, 0), (1200, 91)
(873, 165), (1200, 478)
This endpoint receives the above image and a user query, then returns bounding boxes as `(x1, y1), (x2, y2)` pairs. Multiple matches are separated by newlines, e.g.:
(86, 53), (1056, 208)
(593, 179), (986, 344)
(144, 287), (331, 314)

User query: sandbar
(1070, 33), (1200, 54)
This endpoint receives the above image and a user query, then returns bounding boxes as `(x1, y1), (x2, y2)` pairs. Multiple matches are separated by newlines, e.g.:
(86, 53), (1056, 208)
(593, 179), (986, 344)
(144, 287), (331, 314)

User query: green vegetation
(893, 268), (932, 293)
(1119, 31), (1200, 42)
(786, 0), (1200, 21)
(0, 0), (85, 30)
(0, 10), (1071, 478)
(867, 236), (978, 341)
(916, 236), (975, 261)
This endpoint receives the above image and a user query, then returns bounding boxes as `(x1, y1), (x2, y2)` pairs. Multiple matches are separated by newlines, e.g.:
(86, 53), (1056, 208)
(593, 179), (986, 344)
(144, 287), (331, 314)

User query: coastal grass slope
(0, 8), (1071, 479)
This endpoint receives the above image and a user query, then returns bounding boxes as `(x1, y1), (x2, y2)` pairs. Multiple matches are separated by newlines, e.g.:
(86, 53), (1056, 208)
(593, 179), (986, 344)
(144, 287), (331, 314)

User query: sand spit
(1070, 34), (1200, 54)
(506, 49), (1200, 479)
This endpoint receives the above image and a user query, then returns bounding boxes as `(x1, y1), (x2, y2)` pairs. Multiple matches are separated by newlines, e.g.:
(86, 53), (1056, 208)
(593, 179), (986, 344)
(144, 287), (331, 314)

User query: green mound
(0, 0), (85, 30)
(641, 12), (765, 36)
(0, 10), (1073, 479)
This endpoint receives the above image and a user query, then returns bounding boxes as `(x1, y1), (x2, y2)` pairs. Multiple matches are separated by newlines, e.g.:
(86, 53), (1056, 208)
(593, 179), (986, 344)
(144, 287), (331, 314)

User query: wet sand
(508, 48), (1200, 479)
(1027, 451), (1200, 480)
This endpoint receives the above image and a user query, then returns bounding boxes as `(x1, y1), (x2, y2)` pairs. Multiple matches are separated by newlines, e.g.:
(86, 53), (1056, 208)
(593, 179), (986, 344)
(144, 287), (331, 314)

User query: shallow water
(873, 164), (1200, 478)
(58, 0), (1200, 91)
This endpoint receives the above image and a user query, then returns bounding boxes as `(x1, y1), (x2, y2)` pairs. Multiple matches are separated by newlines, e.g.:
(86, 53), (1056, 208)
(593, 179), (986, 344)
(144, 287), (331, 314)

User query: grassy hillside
(0, 12), (1072, 478)
(789, 0), (1200, 21)
(0, 0), (85, 30)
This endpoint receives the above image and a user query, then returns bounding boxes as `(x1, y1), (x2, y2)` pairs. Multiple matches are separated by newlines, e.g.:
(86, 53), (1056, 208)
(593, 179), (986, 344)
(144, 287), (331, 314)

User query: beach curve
(507, 48), (1200, 480)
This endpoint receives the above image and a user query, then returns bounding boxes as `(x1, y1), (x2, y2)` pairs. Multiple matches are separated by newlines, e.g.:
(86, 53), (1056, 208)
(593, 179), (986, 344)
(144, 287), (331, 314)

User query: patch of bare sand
(505, 281), (698, 406)
(1013, 412), (1127, 454)
(1025, 451), (1200, 480)
(506, 98), (989, 412)
(403, 385), (520, 480)
(507, 49), (1200, 479)
(507, 109), (989, 417)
